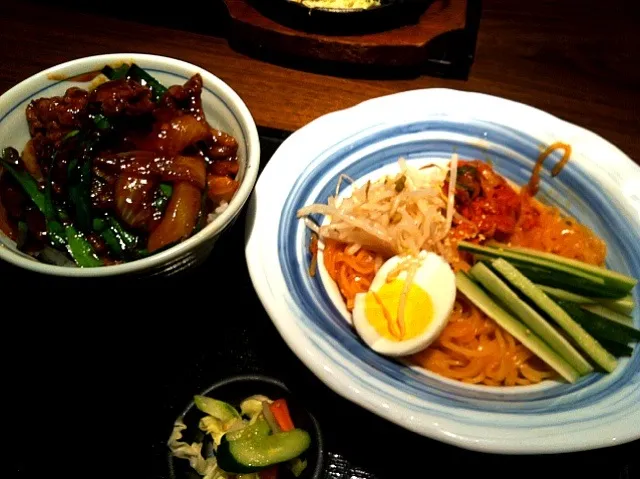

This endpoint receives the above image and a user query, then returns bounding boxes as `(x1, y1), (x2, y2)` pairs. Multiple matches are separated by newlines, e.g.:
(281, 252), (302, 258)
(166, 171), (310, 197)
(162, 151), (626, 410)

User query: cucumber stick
(458, 241), (636, 296)
(491, 259), (618, 372)
(514, 264), (620, 298)
(597, 295), (635, 316)
(470, 263), (592, 375)
(537, 285), (635, 316)
(556, 301), (640, 345)
(455, 272), (581, 383)
(581, 304), (634, 327)
(506, 245), (636, 289)
(217, 429), (311, 473)
(536, 285), (597, 304)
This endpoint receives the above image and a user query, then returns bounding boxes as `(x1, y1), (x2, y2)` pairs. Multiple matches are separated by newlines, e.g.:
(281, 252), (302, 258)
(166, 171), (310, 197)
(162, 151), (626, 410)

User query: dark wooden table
(1, 1), (638, 478)
(1, 0), (639, 161)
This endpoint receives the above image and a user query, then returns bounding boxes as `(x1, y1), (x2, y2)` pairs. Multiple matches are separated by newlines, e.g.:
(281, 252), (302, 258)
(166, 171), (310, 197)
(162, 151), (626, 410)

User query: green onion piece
(0, 151), (46, 213)
(67, 158), (93, 232)
(94, 215), (139, 257)
(65, 224), (102, 267)
(43, 161), (66, 249)
(103, 228), (126, 256)
(101, 64), (130, 81)
(93, 217), (124, 256)
(107, 215), (138, 250)
(62, 130), (80, 142)
(47, 221), (67, 249)
(127, 64), (168, 101)
(92, 218), (106, 232)
(159, 183), (173, 197)
(93, 114), (110, 130)
(152, 183), (173, 211)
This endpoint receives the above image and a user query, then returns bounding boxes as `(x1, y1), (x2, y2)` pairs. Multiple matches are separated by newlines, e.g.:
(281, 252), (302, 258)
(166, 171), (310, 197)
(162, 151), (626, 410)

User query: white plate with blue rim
(244, 89), (640, 453)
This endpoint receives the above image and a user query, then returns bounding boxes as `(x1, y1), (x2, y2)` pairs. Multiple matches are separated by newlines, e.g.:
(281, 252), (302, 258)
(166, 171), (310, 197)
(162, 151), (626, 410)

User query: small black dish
(168, 375), (324, 479)
(251, 0), (430, 35)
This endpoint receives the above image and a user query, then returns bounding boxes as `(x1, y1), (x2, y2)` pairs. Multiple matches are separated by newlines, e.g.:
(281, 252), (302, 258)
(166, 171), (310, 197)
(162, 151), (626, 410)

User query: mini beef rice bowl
(0, 63), (241, 268)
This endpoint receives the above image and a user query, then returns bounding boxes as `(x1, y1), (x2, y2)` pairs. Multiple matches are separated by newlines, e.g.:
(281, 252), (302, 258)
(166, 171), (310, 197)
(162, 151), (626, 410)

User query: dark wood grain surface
(1, 0), (638, 161)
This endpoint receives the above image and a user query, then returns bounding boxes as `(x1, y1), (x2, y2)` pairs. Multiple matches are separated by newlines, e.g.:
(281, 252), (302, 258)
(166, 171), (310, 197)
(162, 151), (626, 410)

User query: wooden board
(223, 0), (476, 77)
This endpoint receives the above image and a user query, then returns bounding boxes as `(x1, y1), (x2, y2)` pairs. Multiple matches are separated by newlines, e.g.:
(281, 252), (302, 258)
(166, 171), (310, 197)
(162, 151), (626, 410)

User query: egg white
(352, 251), (456, 357)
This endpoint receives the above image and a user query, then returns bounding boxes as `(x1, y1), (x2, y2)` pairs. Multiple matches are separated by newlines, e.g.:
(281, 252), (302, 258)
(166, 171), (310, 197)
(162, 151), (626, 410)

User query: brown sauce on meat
(0, 66), (241, 264)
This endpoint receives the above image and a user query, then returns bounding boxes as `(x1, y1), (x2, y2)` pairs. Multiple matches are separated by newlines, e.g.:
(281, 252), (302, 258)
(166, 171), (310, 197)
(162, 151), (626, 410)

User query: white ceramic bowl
(245, 89), (640, 453)
(0, 53), (260, 277)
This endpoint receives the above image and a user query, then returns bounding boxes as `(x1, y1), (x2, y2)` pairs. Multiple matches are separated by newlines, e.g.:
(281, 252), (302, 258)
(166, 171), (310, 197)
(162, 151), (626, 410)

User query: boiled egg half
(352, 251), (456, 356)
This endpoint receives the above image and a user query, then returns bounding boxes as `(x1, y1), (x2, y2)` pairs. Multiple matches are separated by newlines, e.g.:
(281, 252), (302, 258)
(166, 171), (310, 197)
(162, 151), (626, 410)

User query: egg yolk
(364, 279), (434, 341)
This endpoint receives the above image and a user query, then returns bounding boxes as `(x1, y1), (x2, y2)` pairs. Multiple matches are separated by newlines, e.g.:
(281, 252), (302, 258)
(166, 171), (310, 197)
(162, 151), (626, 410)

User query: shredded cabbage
(240, 395), (272, 423)
(198, 416), (228, 446)
(168, 419), (218, 476)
